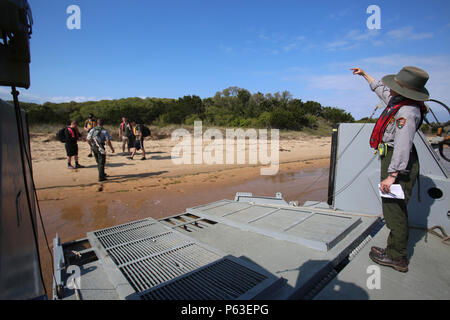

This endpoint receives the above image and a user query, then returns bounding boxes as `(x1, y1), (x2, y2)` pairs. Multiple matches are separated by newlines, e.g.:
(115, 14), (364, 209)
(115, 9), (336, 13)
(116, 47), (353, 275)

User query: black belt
(385, 145), (416, 153)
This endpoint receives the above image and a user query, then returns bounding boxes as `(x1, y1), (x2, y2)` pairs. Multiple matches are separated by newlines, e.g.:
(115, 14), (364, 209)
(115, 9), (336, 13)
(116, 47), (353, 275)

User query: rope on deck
(428, 226), (450, 246)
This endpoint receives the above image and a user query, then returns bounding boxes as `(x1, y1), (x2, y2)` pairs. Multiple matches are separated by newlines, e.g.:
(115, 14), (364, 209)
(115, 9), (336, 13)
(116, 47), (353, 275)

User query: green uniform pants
(93, 146), (106, 181)
(381, 146), (419, 259)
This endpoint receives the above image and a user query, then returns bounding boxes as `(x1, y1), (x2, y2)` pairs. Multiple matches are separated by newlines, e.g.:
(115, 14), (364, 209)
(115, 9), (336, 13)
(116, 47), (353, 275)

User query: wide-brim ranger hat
(381, 66), (430, 101)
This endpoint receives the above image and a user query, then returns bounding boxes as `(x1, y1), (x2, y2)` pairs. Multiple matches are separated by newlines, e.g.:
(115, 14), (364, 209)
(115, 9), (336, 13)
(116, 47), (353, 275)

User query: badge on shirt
(396, 117), (406, 129)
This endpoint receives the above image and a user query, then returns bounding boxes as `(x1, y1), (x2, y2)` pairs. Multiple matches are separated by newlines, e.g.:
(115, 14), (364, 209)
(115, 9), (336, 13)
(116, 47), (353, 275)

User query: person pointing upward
(351, 66), (429, 273)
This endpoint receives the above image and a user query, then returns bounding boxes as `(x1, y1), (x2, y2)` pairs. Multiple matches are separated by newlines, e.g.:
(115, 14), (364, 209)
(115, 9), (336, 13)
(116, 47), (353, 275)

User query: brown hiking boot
(370, 246), (386, 255)
(369, 251), (408, 272)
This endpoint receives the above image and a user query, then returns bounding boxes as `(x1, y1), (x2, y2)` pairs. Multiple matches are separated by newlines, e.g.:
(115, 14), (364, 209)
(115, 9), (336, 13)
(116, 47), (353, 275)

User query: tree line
(18, 86), (355, 130)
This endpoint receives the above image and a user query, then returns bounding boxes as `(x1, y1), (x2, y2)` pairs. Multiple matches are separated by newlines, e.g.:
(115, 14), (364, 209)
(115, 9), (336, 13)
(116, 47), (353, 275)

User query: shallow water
(42, 166), (329, 240)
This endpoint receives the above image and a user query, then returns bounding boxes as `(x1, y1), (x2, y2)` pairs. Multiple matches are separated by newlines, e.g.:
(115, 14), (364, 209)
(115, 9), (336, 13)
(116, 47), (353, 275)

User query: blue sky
(2, 0), (450, 120)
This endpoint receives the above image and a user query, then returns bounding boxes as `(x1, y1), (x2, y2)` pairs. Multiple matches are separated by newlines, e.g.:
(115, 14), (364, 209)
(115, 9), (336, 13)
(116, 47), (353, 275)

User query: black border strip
(327, 124), (339, 206)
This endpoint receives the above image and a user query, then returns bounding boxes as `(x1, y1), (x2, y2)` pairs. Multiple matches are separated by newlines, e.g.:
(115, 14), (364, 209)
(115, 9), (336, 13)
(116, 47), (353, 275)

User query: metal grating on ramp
(94, 218), (158, 237)
(87, 218), (282, 300)
(121, 243), (221, 293)
(140, 257), (271, 300)
(93, 219), (169, 249)
(106, 232), (191, 265)
(187, 200), (361, 252)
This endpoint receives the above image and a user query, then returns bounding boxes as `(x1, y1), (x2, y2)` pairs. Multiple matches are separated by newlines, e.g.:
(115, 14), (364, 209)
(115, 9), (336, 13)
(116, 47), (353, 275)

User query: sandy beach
(33, 130), (331, 237)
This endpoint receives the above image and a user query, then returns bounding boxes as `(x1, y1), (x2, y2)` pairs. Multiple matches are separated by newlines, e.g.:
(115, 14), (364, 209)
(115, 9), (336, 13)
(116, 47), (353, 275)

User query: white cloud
(0, 87), (110, 104)
(325, 25), (434, 52)
(386, 26), (434, 40)
(325, 29), (381, 51)
(0, 87), (12, 101)
(256, 31), (307, 54)
(283, 54), (450, 120)
(258, 33), (270, 41)
(257, 31), (286, 43)
(0, 87), (46, 103)
(46, 96), (101, 103)
(372, 40), (384, 46)
(307, 74), (360, 91)
(219, 45), (233, 54)
(361, 55), (449, 69)
(346, 29), (380, 41)
(329, 9), (350, 20)
(282, 36), (306, 52)
(362, 55), (450, 116)
(326, 40), (349, 49)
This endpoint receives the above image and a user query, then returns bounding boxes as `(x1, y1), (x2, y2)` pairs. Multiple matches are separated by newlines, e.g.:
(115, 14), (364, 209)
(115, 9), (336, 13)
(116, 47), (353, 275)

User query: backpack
(89, 127), (102, 143)
(89, 127), (106, 154)
(56, 127), (67, 143)
(141, 126), (151, 137)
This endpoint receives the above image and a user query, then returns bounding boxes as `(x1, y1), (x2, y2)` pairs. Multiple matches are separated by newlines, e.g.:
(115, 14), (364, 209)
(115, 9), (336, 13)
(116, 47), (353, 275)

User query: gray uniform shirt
(370, 80), (422, 173)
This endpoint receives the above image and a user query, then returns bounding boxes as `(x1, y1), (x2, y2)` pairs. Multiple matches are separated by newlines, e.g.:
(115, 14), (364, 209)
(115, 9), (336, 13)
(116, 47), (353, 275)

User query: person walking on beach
(127, 120), (147, 160)
(118, 117), (131, 155)
(351, 66), (429, 273)
(84, 113), (97, 158)
(87, 118), (115, 182)
(65, 121), (85, 169)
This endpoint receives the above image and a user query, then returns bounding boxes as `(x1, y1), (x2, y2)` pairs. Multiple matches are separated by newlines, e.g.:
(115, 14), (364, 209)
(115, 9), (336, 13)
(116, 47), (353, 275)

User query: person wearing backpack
(63, 121), (84, 169)
(87, 119), (115, 182)
(127, 121), (149, 161)
(352, 66), (429, 273)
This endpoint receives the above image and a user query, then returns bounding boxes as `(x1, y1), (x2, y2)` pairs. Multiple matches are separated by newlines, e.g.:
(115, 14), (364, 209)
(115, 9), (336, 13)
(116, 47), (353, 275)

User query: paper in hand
(378, 184), (405, 199)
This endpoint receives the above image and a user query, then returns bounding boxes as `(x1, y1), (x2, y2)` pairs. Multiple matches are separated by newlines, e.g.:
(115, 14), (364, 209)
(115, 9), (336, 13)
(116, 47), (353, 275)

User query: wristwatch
(388, 172), (398, 178)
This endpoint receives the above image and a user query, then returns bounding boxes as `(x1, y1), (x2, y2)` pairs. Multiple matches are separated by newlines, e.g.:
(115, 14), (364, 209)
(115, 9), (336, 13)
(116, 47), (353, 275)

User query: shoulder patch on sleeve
(396, 117), (406, 129)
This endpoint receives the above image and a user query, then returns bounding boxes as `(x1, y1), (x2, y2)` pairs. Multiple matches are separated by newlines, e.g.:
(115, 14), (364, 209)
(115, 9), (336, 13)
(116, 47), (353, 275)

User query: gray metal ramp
(87, 217), (283, 300)
(139, 255), (280, 300)
(187, 200), (361, 252)
(314, 226), (450, 300)
(169, 211), (381, 299)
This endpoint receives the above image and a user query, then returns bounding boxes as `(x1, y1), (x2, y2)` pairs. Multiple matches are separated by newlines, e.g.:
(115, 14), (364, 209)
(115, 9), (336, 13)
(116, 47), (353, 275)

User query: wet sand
(38, 160), (329, 241)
